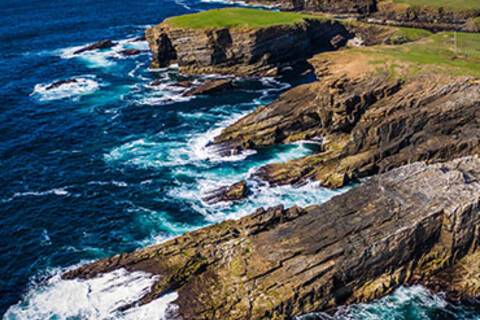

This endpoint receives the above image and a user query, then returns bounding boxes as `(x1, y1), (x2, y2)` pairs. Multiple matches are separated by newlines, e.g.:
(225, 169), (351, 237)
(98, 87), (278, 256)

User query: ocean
(0, 0), (478, 318)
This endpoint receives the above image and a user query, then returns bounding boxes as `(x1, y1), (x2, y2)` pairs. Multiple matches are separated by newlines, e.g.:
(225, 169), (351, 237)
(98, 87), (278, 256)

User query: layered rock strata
(214, 52), (480, 188)
(146, 18), (350, 76)
(244, 0), (480, 32)
(63, 157), (480, 319)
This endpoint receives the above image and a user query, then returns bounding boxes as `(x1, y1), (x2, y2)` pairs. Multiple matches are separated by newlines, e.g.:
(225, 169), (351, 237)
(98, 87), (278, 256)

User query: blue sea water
(0, 0), (478, 318)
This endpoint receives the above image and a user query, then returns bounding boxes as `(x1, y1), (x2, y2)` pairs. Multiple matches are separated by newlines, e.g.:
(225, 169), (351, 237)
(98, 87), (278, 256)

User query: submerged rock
(73, 39), (115, 54)
(63, 157), (480, 319)
(119, 48), (144, 56)
(45, 79), (78, 90)
(203, 180), (249, 204)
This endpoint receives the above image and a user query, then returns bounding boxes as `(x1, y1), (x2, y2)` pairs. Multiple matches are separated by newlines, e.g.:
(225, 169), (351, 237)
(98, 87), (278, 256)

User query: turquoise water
(0, 0), (478, 318)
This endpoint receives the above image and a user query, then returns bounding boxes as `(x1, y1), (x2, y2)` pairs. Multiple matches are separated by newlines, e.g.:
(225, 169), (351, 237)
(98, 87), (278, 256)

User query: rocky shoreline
(62, 5), (480, 319)
(64, 157), (480, 318)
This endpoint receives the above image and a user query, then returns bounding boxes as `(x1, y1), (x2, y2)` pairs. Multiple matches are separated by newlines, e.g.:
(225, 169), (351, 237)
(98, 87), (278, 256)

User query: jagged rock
(203, 180), (249, 204)
(145, 15), (351, 76)
(73, 39), (115, 54)
(63, 157), (480, 319)
(184, 79), (234, 96)
(45, 79), (78, 90)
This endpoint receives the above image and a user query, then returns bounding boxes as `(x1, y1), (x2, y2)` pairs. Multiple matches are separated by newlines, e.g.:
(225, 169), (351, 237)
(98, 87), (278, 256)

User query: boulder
(119, 49), (144, 56)
(203, 180), (249, 204)
(184, 79), (234, 96)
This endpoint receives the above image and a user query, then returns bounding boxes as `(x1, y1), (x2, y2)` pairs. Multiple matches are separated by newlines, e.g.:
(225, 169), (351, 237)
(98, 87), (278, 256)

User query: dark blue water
(0, 0), (478, 318)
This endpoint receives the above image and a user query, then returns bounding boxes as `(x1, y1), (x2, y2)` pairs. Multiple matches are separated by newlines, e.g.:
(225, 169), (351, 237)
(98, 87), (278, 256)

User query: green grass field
(164, 8), (325, 29)
(368, 31), (480, 77)
(389, 0), (480, 11)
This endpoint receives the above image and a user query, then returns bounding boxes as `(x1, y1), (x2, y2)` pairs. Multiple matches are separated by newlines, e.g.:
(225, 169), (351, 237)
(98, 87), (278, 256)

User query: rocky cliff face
(63, 157), (480, 319)
(214, 51), (480, 188)
(146, 18), (350, 76)
(368, 2), (480, 32)
(242, 0), (480, 32)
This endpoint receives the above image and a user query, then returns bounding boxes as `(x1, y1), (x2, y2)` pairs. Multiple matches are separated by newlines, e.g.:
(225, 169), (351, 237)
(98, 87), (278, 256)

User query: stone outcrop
(63, 157), (480, 319)
(184, 79), (234, 96)
(73, 39), (116, 54)
(214, 51), (480, 188)
(146, 17), (351, 76)
(203, 180), (250, 204)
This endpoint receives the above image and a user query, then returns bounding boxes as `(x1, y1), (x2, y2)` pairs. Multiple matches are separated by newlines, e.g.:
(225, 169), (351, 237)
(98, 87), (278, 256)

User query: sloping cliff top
(163, 7), (326, 29)
(64, 157), (480, 319)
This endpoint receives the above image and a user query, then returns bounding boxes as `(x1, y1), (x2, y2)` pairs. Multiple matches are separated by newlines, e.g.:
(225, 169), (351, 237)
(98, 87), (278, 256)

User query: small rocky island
(66, 4), (480, 319)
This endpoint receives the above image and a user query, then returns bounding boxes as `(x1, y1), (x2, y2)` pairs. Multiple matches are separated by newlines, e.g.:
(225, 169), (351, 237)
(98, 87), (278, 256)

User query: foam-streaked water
(1, 0), (478, 318)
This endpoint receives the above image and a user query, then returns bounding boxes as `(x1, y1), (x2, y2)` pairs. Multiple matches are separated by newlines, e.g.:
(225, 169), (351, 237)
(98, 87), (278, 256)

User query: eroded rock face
(146, 19), (351, 76)
(214, 51), (480, 188)
(368, 2), (480, 32)
(63, 157), (480, 319)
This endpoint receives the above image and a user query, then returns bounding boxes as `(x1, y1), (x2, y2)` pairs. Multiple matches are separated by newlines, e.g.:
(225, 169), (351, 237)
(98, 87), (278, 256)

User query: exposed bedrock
(214, 53), (480, 188)
(368, 2), (480, 32)
(146, 18), (351, 76)
(245, 0), (480, 32)
(63, 157), (480, 319)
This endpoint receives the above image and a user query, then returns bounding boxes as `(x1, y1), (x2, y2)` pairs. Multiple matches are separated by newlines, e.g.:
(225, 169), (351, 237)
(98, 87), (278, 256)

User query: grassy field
(366, 31), (480, 77)
(388, 0), (480, 11)
(387, 27), (433, 43)
(164, 8), (325, 29)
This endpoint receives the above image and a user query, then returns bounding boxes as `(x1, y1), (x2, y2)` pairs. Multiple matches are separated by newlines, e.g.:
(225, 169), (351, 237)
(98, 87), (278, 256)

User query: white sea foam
(4, 268), (178, 320)
(297, 286), (448, 320)
(200, 0), (280, 8)
(59, 36), (148, 68)
(31, 76), (101, 101)
(2, 188), (70, 203)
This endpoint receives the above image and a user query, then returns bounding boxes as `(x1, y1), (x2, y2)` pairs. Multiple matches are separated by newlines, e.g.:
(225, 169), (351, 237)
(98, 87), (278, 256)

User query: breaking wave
(4, 268), (178, 320)
(31, 76), (101, 101)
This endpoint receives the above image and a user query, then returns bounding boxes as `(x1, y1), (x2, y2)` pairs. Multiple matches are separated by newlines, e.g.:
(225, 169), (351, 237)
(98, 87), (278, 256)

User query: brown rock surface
(63, 157), (480, 319)
(214, 51), (480, 188)
(203, 180), (250, 204)
(145, 17), (350, 76)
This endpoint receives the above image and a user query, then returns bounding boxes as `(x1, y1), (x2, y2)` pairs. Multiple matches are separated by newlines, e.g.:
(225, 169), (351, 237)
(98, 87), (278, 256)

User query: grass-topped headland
(321, 31), (480, 79)
(164, 8), (326, 29)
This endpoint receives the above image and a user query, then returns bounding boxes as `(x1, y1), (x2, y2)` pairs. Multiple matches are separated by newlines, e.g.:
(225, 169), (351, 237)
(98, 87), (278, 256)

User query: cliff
(63, 157), (480, 319)
(146, 8), (351, 76)
(241, 0), (480, 32)
(213, 34), (480, 188)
